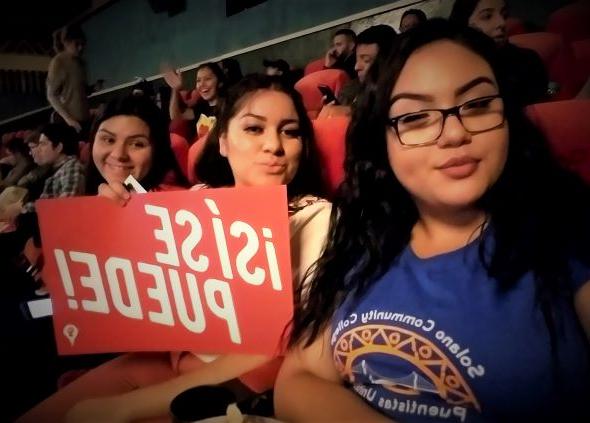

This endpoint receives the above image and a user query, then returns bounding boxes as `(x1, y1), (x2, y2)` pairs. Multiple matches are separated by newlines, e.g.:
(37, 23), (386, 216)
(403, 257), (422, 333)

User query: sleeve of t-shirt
(570, 258), (590, 293)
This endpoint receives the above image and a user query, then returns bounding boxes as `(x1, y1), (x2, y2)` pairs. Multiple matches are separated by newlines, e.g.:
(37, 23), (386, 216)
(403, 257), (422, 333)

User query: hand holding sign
(36, 186), (292, 356)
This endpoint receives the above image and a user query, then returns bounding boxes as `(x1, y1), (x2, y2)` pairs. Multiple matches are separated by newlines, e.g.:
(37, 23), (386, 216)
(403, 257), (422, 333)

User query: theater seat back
(304, 58), (326, 76)
(313, 116), (349, 196)
(526, 99), (590, 184)
(510, 32), (583, 100)
(295, 69), (350, 120)
(546, 1), (590, 42)
(187, 134), (209, 184)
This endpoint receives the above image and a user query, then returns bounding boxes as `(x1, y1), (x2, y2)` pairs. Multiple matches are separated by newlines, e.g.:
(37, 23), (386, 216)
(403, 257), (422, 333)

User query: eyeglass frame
(386, 94), (505, 147)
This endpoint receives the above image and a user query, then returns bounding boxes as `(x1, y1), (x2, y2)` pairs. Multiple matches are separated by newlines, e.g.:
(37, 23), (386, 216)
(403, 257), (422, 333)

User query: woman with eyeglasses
(274, 19), (590, 422)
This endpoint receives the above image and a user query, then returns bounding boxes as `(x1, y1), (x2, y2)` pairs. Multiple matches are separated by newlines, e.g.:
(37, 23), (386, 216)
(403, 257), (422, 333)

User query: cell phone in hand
(318, 85), (339, 105)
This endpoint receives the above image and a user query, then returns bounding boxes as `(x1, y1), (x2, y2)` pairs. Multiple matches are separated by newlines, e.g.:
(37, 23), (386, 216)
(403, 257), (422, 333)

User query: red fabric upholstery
(546, 1), (590, 42)
(304, 58), (326, 76)
(510, 32), (584, 100)
(169, 118), (192, 139)
(506, 17), (526, 36)
(572, 39), (590, 81)
(294, 69), (350, 120)
(526, 99), (590, 184)
(170, 133), (189, 178)
(313, 116), (350, 196)
(78, 141), (90, 165)
(179, 89), (200, 107)
(187, 134), (209, 184)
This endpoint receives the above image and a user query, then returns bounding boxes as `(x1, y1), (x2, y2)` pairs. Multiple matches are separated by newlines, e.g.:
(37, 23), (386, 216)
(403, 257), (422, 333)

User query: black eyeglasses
(387, 95), (505, 147)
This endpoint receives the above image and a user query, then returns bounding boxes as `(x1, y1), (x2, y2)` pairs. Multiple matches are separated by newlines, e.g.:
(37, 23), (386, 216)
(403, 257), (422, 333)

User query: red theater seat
(506, 17), (527, 36)
(78, 141), (90, 165)
(546, 1), (590, 42)
(304, 58), (326, 76)
(572, 39), (590, 81)
(170, 133), (190, 178)
(187, 134), (209, 184)
(526, 99), (590, 184)
(510, 32), (584, 100)
(295, 69), (350, 120)
(313, 116), (349, 196)
(179, 89), (200, 108)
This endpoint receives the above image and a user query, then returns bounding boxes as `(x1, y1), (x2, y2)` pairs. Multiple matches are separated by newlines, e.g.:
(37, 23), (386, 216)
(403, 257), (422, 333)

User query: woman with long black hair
(276, 19), (590, 422)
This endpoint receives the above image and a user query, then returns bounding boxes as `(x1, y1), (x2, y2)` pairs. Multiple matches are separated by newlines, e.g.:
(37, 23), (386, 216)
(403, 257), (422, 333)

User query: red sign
(36, 186), (293, 356)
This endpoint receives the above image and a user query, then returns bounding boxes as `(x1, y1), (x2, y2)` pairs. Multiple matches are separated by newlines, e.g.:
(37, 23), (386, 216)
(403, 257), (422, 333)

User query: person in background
(0, 137), (34, 192)
(263, 58), (290, 77)
(275, 19), (590, 422)
(319, 24), (397, 118)
(399, 8), (428, 32)
(17, 74), (330, 423)
(219, 57), (243, 88)
(46, 25), (91, 137)
(21, 123), (85, 214)
(16, 131), (53, 203)
(5, 123), (85, 264)
(324, 28), (357, 79)
(263, 58), (294, 87)
(164, 62), (227, 142)
(450, 0), (549, 105)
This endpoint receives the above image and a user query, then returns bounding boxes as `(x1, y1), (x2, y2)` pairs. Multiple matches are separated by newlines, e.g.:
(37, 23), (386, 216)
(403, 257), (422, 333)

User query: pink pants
(16, 352), (282, 423)
(16, 352), (203, 423)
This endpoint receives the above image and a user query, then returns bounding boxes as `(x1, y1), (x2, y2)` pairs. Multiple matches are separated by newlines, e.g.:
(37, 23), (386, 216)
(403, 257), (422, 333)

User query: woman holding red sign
(85, 94), (189, 194)
(18, 75), (330, 423)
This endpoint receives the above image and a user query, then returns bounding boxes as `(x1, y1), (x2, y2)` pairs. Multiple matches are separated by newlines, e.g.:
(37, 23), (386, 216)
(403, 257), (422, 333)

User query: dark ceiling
(0, 1), (93, 53)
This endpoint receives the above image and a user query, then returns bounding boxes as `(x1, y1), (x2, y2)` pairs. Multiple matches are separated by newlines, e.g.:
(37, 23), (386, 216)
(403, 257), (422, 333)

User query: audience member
(319, 24), (397, 118)
(263, 58), (294, 86)
(164, 62), (226, 142)
(399, 8), (428, 32)
(263, 58), (290, 76)
(17, 74), (330, 423)
(21, 123), (85, 214)
(219, 57), (243, 88)
(450, 0), (549, 105)
(324, 28), (357, 79)
(0, 137), (34, 192)
(46, 25), (91, 136)
(275, 19), (590, 422)
(17, 132), (52, 201)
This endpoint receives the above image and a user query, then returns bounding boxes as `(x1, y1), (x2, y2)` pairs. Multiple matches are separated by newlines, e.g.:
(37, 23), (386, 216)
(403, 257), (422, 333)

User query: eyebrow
(97, 128), (149, 139)
(477, 8), (494, 14)
(240, 114), (299, 125)
(390, 76), (496, 105)
(455, 76), (496, 96)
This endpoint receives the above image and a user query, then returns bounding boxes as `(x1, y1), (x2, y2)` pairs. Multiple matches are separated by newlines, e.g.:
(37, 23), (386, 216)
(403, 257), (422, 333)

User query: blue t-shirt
(331, 235), (590, 422)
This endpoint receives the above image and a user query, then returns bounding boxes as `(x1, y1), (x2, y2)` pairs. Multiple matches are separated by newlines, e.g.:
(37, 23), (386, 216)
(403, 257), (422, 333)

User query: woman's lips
(436, 156), (480, 179)
(258, 162), (287, 174)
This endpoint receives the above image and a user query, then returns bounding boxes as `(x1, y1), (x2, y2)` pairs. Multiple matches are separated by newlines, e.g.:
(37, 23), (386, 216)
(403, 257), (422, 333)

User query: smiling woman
(85, 94), (188, 194)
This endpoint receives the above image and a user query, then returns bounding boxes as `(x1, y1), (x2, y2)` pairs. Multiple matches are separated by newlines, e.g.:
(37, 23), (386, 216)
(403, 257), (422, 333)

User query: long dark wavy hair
(291, 19), (590, 349)
(196, 73), (325, 199)
(86, 94), (188, 194)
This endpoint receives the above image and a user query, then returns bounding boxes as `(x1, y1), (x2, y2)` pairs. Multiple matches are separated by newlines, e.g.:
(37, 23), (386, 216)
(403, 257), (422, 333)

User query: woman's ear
(219, 133), (228, 157)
